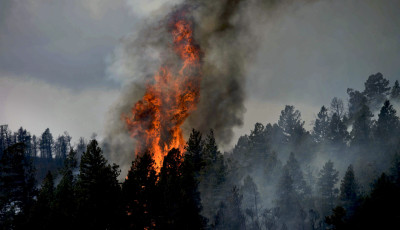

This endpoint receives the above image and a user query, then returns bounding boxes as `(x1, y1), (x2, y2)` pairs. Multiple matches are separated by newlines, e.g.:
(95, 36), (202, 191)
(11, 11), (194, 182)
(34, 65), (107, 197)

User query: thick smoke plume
(104, 0), (316, 177)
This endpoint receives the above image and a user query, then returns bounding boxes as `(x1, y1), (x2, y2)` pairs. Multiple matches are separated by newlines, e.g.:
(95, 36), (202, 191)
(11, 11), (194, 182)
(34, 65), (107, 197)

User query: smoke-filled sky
(1, 0), (400, 147)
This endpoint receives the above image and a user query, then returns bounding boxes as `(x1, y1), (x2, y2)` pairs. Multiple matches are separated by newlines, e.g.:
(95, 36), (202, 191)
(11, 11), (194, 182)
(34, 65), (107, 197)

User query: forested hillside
(1, 73), (400, 229)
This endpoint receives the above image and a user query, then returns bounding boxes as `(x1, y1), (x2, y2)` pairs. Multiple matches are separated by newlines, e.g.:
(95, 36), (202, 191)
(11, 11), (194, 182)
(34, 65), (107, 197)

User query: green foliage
(0, 143), (36, 229)
(390, 153), (400, 185)
(329, 173), (400, 229)
(185, 129), (204, 172)
(339, 165), (359, 217)
(375, 100), (399, 145)
(283, 152), (310, 197)
(122, 152), (158, 229)
(278, 105), (306, 144)
(325, 206), (346, 230)
(213, 186), (246, 230)
(158, 147), (206, 229)
(28, 171), (54, 230)
(276, 167), (299, 218)
(327, 113), (348, 146)
(39, 128), (53, 160)
(3, 73), (400, 230)
(390, 80), (400, 101)
(363, 72), (391, 109)
(198, 130), (227, 221)
(76, 139), (122, 229)
(52, 148), (78, 230)
(350, 104), (373, 145)
(241, 176), (261, 230)
(313, 106), (330, 143)
(317, 160), (339, 214)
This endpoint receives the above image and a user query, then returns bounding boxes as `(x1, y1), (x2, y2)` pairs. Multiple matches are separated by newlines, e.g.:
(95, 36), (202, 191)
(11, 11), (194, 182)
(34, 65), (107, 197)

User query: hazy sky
(1, 0), (400, 146)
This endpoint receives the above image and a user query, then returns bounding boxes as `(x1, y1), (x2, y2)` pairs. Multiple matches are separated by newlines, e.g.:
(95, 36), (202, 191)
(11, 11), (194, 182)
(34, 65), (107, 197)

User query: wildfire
(124, 14), (202, 172)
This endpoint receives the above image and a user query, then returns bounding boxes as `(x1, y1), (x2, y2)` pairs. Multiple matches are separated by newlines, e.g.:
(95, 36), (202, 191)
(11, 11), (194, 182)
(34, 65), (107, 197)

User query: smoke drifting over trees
(2, 0), (400, 230)
(105, 0), (319, 177)
(4, 73), (400, 229)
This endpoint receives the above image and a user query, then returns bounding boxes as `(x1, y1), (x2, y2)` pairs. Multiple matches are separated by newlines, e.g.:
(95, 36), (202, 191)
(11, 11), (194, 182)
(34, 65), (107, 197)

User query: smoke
(104, 0), (316, 177)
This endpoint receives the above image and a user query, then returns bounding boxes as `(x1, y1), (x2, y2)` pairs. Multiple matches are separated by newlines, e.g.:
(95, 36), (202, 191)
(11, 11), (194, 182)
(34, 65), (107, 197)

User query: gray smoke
(104, 0), (316, 177)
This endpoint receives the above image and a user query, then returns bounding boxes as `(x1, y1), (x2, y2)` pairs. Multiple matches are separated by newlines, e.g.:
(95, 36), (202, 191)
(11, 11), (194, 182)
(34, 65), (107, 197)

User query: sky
(1, 0), (400, 147)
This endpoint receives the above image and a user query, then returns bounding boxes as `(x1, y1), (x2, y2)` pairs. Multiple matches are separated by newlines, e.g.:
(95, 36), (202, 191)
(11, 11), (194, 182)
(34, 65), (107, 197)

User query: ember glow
(124, 14), (202, 172)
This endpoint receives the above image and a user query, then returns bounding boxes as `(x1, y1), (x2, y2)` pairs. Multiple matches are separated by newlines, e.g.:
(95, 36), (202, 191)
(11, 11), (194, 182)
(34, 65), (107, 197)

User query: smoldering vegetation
(195, 73), (400, 229)
(2, 0), (400, 229)
(2, 73), (400, 229)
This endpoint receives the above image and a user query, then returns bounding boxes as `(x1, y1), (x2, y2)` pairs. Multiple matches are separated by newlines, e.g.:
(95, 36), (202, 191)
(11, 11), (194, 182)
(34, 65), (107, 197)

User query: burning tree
(124, 11), (202, 172)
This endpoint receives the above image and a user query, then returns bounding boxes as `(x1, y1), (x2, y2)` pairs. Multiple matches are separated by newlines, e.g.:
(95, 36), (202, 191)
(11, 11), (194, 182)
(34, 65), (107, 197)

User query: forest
(1, 72), (400, 230)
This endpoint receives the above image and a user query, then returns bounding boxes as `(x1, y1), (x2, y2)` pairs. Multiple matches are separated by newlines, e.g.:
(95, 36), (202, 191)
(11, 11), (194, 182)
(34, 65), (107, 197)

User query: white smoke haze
(102, 1), (400, 228)
(104, 0), (320, 178)
(0, 74), (119, 143)
(1, 0), (400, 228)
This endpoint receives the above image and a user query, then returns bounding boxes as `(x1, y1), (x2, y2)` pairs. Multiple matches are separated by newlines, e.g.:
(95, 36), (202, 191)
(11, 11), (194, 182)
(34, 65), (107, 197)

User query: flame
(124, 15), (201, 172)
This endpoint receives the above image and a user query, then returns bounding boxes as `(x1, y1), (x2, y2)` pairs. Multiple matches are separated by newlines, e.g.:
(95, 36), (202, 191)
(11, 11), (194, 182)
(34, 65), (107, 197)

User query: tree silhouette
(122, 152), (158, 229)
(28, 171), (54, 230)
(278, 105), (306, 144)
(363, 72), (390, 110)
(339, 165), (359, 216)
(0, 143), (36, 229)
(317, 160), (339, 215)
(313, 106), (330, 143)
(390, 80), (400, 101)
(374, 100), (399, 145)
(75, 139), (122, 229)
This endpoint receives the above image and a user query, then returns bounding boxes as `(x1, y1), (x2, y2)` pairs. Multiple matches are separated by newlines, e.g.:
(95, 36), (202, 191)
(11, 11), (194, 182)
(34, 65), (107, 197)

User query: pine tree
(28, 171), (55, 230)
(325, 206), (346, 230)
(278, 105), (306, 144)
(52, 149), (78, 230)
(363, 73), (390, 109)
(276, 167), (299, 219)
(327, 113), (348, 146)
(198, 130), (227, 221)
(241, 175), (261, 230)
(31, 135), (38, 158)
(343, 173), (400, 229)
(213, 186), (246, 230)
(76, 139), (122, 229)
(16, 127), (32, 157)
(54, 133), (71, 162)
(185, 129), (204, 172)
(157, 147), (206, 229)
(350, 104), (373, 146)
(390, 80), (400, 101)
(317, 160), (339, 214)
(374, 100), (399, 144)
(283, 153), (310, 197)
(158, 148), (183, 229)
(347, 89), (368, 121)
(390, 153), (400, 186)
(313, 106), (330, 143)
(181, 147), (207, 229)
(0, 143), (36, 229)
(249, 123), (267, 153)
(0, 125), (9, 158)
(122, 152), (158, 229)
(339, 165), (359, 216)
(40, 128), (53, 160)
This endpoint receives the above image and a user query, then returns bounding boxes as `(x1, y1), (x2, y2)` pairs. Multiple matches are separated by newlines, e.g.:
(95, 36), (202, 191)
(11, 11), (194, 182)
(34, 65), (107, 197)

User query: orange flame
(124, 15), (201, 172)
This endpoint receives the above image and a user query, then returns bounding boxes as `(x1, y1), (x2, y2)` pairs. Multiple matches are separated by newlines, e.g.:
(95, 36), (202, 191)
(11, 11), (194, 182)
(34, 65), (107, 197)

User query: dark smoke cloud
(104, 0), (316, 177)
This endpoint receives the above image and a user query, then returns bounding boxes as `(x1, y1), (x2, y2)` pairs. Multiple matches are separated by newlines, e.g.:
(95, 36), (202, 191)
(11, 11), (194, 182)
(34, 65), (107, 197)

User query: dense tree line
(0, 126), (86, 182)
(1, 72), (400, 229)
(215, 73), (400, 229)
